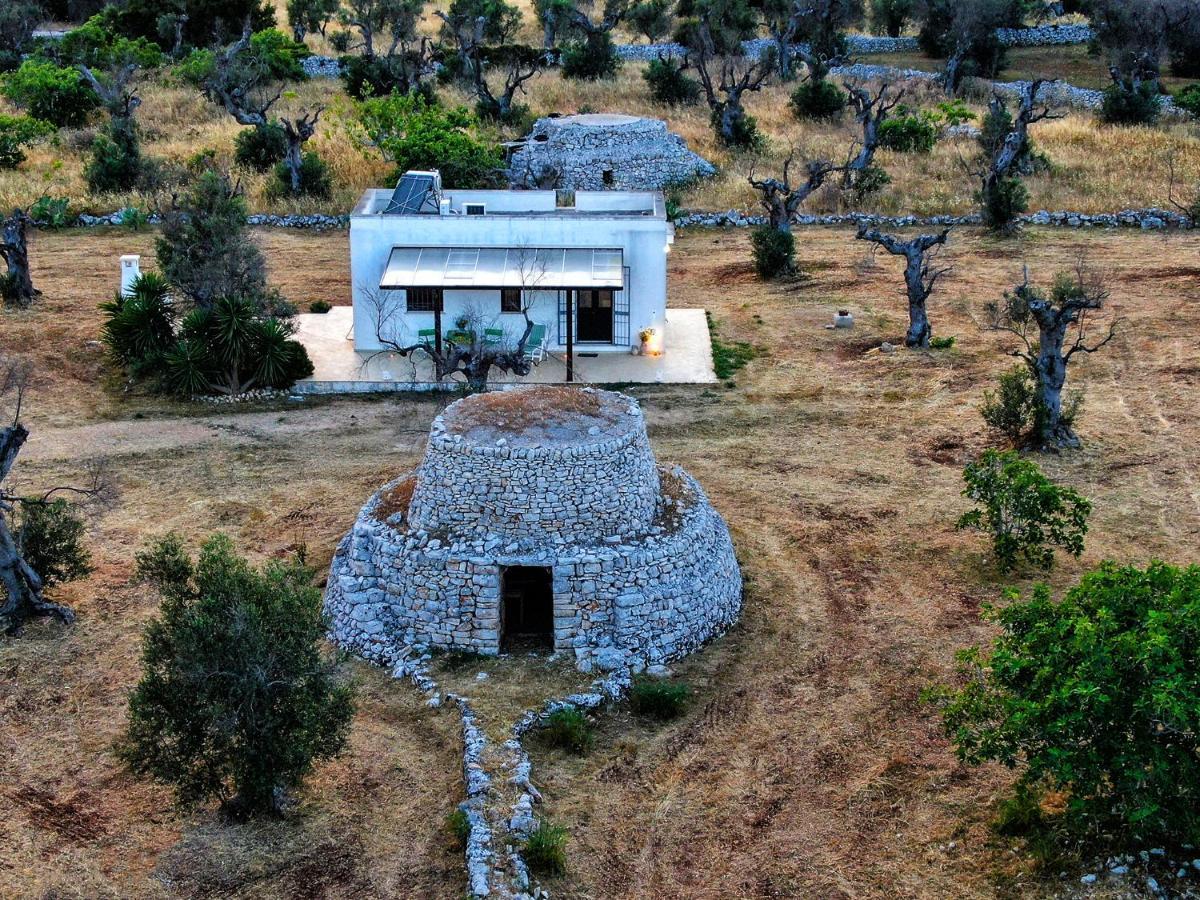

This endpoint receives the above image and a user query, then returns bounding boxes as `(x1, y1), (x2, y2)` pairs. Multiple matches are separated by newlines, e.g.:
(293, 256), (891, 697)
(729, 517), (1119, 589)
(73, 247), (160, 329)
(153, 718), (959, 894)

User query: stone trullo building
(324, 387), (741, 671)
(507, 113), (716, 191)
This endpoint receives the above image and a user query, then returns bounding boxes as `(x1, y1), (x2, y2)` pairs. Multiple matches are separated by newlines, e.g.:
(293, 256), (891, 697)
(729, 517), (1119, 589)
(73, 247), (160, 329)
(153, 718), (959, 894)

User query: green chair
(483, 327), (504, 346)
(522, 323), (548, 364)
(416, 328), (437, 345)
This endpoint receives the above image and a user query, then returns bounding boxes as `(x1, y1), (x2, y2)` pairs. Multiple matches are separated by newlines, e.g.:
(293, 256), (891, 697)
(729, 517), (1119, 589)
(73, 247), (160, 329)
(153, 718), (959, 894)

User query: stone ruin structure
(507, 113), (716, 191)
(325, 386), (741, 672)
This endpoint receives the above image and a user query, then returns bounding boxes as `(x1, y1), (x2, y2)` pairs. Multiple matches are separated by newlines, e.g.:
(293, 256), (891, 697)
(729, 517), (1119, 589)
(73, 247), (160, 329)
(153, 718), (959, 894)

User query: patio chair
(522, 323), (548, 365)
(482, 327), (504, 346)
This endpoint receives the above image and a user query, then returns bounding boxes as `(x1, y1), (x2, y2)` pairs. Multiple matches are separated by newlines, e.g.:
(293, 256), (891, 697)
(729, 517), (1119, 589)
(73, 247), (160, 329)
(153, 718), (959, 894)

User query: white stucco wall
(349, 191), (670, 355)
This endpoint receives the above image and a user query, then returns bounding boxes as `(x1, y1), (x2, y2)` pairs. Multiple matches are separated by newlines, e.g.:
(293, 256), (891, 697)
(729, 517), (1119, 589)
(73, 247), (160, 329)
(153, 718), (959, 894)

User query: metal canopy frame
(379, 246), (626, 290)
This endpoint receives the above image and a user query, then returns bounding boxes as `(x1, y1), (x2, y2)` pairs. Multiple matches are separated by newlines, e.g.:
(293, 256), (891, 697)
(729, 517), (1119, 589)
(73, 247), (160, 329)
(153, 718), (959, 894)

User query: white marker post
(120, 254), (141, 296)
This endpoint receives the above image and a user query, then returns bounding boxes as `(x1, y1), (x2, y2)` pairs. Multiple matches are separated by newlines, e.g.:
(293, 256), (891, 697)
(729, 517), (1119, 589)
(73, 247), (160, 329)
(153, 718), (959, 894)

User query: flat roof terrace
(351, 189), (667, 219)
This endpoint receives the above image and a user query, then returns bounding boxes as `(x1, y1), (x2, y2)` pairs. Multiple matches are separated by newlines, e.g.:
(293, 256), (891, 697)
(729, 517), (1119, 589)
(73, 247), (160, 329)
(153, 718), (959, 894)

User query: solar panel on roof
(383, 171), (441, 215)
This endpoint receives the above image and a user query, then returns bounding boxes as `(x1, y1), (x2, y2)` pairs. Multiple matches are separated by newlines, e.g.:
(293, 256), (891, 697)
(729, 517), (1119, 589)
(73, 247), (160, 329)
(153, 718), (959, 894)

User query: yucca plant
(162, 337), (212, 397)
(99, 272), (176, 375)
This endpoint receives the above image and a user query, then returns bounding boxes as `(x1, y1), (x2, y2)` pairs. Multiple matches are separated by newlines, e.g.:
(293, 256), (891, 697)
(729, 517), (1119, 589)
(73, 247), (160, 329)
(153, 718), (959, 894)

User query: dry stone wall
(324, 388), (743, 671)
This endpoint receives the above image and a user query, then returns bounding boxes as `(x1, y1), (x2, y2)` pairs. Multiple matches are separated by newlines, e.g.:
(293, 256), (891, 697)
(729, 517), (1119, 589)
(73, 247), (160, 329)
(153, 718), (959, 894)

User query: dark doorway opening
(501, 566), (554, 652)
(575, 289), (614, 343)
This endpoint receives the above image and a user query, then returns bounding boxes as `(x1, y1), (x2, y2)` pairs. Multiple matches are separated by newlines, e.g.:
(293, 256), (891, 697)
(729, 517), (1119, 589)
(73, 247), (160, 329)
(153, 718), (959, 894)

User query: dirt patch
(11, 785), (111, 844)
(372, 476), (415, 524)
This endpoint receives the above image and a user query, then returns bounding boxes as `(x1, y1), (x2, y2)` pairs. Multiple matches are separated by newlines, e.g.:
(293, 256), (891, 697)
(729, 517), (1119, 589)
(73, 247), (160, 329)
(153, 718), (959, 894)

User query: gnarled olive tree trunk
(0, 424), (76, 630)
(856, 226), (951, 348)
(1, 210), (38, 308)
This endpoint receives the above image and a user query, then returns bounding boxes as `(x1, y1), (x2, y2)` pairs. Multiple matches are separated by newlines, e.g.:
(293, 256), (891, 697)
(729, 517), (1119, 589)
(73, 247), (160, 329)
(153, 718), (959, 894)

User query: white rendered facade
(349, 179), (673, 359)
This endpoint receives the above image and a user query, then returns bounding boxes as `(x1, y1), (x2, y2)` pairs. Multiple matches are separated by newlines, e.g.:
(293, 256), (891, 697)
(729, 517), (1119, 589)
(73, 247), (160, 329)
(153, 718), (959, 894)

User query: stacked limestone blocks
(324, 386), (742, 671)
(507, 113), (716, 191)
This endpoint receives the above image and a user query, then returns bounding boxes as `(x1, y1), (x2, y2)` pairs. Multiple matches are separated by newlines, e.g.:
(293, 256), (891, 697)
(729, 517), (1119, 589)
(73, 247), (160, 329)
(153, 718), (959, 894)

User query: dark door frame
(500, 565), (555, 652)
(573, 288), (615, 343)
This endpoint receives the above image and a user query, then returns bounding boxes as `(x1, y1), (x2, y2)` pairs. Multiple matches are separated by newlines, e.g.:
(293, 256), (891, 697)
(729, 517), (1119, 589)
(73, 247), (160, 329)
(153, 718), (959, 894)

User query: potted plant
(639, 327), (658, 356)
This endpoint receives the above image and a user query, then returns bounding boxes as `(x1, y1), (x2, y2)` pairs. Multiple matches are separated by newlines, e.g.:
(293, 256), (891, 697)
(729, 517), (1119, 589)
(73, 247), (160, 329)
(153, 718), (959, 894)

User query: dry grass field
(2, 46), (1199, 220)
(2, 223), (1198, 898)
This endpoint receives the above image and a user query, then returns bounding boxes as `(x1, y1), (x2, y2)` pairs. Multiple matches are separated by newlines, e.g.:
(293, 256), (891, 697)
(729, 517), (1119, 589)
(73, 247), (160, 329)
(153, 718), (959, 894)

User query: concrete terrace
(292, 307), (718, 392)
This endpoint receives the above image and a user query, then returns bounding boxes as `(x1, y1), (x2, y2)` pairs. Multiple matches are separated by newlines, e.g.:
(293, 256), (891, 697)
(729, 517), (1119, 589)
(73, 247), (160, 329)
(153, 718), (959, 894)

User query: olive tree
(974, 80), (1058, 233)
(678, 0), (776, 147)
(929, 560), (1200, 846)
(1, 209), (38, 309)
(1, 358), (105, 632)
(855, 225), (951, 348)
(120, 533), (355, 818)
(982, 266), (1119, 451)
(203, 28), (326, 197)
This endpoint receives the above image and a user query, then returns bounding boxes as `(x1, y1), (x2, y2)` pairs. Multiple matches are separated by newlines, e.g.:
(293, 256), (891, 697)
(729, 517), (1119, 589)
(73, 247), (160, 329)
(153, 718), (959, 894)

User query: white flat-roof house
(349, 171), (673, 372)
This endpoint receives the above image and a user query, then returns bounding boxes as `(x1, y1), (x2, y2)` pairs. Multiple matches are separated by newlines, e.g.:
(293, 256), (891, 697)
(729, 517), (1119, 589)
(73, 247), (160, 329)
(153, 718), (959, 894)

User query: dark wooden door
(575, 289), (614, 343)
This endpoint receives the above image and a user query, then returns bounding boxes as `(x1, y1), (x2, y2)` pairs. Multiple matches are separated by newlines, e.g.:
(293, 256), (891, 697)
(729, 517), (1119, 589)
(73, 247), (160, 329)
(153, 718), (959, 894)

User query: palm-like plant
(163, 338), (212, 397)
(100, 272), (177, 374)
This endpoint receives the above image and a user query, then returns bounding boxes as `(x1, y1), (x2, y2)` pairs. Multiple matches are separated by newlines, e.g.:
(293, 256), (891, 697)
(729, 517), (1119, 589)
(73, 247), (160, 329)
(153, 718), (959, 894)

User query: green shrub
(14, 499), (93, 589)
(956, 449), (1090, 572)
(1175, 84), (1200, 119)
(1, 59), (100, 128)
(628, 676), (691, 720)
(339, 54), (433, 101)
(849, 163), (891, 202)
(560, 33), (620, 81)
(446, 808), (471, 848)
(933, 98), (974, 128)
(878, 111), (937, 153)
(119, 205), (150, 231)
(30, 194), (72, 229)
(100, 272), (177, 376)
(929, 335), (955, 349)
(234, 122), (288, 171)
(309, 299), (332, 313)
(0, 113), (52, 168)
(329, 30), (352, 53)
(539, 707), (593, 754)
(789, 78), (846, 121)
(711, 105), (761, 150)
(352, 92), (502, 188)
(85, 118), (144, 193)
(119, 533), (356, 818)
(750, 225), (795, 279)
(1100, 81), (1161, 126)
(928, 560), (1200, 847)
(248, 28), (311, 82)
(643, 56), (701, 107)
(981, 364), (1039, 444)
(60, 11), (165, 69)
(979, 175), (1028, 232)
(523, 821), (568, 875)
(270, 151), (332, 199)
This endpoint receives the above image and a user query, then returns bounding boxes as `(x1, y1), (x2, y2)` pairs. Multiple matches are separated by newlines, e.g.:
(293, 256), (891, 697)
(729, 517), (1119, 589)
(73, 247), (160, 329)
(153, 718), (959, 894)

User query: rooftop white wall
(350, 198), (670, 356)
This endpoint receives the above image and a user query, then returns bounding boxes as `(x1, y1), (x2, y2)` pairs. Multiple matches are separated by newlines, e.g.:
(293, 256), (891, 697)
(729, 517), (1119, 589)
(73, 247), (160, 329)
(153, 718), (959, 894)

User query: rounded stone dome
(407, 387), (660, 544)
(324, 387), (742, 671)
